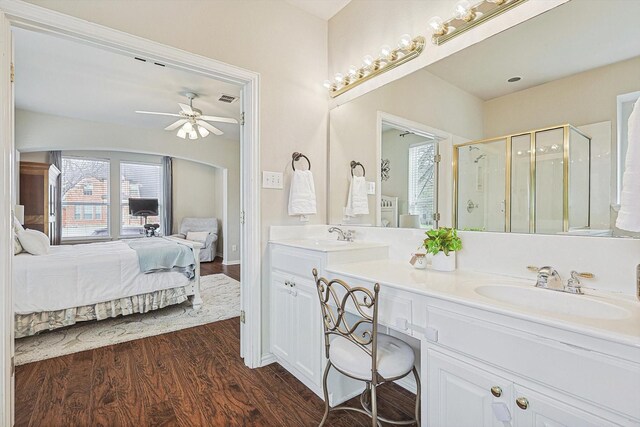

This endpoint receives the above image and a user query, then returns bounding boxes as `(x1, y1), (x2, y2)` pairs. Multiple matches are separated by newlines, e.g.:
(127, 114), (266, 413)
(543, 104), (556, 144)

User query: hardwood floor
(200, 257), (240, 281)
(15, 258), (417, 426)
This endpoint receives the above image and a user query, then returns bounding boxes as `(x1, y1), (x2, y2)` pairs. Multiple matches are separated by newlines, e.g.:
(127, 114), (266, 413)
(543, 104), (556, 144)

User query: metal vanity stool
(312, 269), (420, 427)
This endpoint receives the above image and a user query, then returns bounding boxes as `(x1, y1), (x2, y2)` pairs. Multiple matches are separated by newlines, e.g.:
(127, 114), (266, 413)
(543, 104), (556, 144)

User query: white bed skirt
(15, 286), (189, 338)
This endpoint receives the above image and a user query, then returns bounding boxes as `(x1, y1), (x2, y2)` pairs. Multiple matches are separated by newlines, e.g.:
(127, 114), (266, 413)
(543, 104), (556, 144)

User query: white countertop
(269, 239), (388, 252)
(325, 259), (640, 348)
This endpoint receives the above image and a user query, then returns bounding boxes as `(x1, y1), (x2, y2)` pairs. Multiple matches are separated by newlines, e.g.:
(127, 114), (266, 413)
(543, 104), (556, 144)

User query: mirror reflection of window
(408, 142), (437, 228)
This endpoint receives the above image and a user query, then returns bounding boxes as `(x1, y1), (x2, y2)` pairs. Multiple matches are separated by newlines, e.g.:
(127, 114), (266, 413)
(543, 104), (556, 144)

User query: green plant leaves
(422, 227), (462, 256)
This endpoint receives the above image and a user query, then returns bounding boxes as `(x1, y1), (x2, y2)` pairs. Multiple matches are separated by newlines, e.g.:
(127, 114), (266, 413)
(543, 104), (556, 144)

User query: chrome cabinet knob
(490, 386), (502, 397)
(516, 397), (529, 410)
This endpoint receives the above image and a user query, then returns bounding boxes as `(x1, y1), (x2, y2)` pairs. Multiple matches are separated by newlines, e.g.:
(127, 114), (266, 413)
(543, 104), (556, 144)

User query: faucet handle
(527, 265), (540, 273)
(566, 270), (593, 294)
(572, 271), (594, 279)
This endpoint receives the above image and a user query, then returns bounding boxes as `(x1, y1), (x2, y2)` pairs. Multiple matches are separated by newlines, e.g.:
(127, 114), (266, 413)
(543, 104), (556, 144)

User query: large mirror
(328, 0), (640, 237)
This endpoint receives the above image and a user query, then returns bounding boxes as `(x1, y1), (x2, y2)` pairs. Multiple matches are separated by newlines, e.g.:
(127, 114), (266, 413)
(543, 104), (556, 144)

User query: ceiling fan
(135, 92), (238, 140)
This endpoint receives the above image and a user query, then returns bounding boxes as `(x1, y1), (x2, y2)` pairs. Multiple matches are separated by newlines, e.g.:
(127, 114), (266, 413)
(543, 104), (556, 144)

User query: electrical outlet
(231, 245), (237, 252)
(262, 171), (283, 189)
(367, 181), (375, 195)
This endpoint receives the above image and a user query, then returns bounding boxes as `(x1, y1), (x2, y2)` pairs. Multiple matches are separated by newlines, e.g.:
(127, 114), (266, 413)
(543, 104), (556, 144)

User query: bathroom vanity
(268, 229), (640, 426)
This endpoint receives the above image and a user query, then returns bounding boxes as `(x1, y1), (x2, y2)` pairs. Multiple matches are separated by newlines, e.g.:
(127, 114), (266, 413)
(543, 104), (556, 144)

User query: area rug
(15, 274), (240, 365)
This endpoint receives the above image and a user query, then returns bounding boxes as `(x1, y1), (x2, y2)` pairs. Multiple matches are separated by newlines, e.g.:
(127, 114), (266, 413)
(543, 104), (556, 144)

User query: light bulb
(323, 79), (332, 89)
(334, 72), (344, 83)
(198, 125), (209, 138)
(428, 16), (447, 36)
(177, 127), (187, 139)
(487, 0), (505, 4)
(363, 55), (374, 67)
(399, 34), (413, 49)
(189, 129), (198, 140)
(454, 0), (475, 21)
(380, 44), (392, 58)
(183, 122), (194, 133)
(348, 65), (359, 77)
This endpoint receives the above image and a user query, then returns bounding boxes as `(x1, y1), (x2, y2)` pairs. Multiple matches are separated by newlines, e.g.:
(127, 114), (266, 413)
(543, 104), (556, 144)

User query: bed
(13, 236), (202, 338)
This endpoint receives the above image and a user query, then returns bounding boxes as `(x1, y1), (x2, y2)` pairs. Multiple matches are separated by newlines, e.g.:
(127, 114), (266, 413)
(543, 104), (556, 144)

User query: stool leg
(319, 361), (332, 427)
(371, 382), (378, 427)
(413, 367), (421, 425)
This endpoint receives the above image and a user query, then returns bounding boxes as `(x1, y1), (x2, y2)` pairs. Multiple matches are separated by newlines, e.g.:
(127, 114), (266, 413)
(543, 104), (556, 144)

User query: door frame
(0, 0), (263, 421)
(376, 111), (452, 228)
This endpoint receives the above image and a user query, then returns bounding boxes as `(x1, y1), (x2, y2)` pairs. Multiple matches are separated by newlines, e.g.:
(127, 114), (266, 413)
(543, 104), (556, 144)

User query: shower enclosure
(454, 124), (591, 234)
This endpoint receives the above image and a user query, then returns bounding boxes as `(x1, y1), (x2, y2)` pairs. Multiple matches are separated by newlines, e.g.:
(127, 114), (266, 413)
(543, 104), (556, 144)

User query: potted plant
(421, 227), (462, 272)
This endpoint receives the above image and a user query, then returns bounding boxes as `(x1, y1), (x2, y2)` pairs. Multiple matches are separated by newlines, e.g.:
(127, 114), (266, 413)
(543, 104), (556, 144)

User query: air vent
(218, 94), (238, 104)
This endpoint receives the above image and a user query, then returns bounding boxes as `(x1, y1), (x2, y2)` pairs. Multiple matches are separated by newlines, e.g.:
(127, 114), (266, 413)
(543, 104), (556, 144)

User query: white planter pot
(431, 251), (456, 272)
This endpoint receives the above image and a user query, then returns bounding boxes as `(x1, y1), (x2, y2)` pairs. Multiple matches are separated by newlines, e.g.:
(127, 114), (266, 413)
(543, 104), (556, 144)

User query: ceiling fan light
(198, 125), (210, 138)
(183, 122), (194, 133)
(188, 129), (198, 140)
(177, 127), (187, 139)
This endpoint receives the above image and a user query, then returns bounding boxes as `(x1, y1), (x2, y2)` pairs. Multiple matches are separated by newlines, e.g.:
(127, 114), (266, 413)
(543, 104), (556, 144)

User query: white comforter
(13, 240), (190, 314)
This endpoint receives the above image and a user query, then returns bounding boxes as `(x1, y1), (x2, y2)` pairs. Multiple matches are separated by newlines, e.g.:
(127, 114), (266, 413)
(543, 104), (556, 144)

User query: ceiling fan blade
(200, 115), (239, 124)
(164, 119), (188, 131)
(197, 120), (224, 136)
(135, 111), (182, 117)
(178, 103), (194, 114)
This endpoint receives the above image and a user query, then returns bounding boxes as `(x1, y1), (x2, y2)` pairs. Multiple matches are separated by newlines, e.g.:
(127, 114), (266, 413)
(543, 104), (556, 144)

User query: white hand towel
(288, 170), (317, 216)
(345, 176), (369, 217)
(616, 97), (640, 232)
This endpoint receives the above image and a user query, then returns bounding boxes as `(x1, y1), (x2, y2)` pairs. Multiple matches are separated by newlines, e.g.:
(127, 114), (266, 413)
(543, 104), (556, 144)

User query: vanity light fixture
(324, 34), (426, 98)
(429, 0), (527, 45)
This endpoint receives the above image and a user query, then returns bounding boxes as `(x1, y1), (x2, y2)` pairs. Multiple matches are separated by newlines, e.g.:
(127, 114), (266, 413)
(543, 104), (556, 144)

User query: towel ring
(292, 152), (311, 171)
(350, 161), (366, 177)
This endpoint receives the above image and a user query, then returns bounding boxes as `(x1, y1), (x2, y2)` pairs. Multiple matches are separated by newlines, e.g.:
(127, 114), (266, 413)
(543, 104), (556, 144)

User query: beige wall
(328, 0), (566, 105)
(172, 159), (227, 257)
(484, 56), (640, 140)
(16, 109), (241, 262)
(329, 67), (484, 225)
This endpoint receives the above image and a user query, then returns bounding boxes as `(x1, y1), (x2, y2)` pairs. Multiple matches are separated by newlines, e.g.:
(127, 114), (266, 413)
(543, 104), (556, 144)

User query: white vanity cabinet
(423, 301), (639, 426)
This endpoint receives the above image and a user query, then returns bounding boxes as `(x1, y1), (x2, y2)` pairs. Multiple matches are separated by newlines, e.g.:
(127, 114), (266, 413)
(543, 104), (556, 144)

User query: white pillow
(17, 229), (50, 255)
(13, 216), (24, 255)
(186, 231), (209, 243)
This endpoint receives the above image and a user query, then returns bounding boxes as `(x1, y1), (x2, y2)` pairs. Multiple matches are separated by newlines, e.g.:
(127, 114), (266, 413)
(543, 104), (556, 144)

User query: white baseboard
(216, 251), (224, 259)
(395, 373), (418, 394)
(223, 259), (241, 266)
(260, 352), (276, 367)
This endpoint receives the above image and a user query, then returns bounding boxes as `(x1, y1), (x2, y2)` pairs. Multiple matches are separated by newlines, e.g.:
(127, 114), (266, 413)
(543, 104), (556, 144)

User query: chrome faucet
(529, 266), (564, 291)
(527, 266), (593, 295)
(328, 226), (355, 242)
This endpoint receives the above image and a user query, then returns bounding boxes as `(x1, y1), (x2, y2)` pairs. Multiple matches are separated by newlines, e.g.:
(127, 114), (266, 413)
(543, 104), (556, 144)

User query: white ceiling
(284, 0), (351, 20)
(14, 28), (242, 140)
(427, 0), (640, 101)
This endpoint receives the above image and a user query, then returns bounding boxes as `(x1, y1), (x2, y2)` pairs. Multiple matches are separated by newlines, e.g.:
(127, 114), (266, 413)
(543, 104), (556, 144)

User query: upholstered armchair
(172, 217), (219, 262)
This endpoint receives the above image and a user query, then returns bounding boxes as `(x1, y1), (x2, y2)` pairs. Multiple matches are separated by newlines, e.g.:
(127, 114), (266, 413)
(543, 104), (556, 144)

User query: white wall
(16, 109), (240, 263)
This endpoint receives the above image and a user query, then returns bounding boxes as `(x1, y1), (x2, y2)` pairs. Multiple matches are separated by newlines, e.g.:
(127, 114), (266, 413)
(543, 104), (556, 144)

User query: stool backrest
(312, 268), (381, 366)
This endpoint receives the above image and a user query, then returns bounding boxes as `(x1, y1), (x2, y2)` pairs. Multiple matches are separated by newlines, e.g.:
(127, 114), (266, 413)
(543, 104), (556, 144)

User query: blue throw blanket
(127, 237), (196, 279)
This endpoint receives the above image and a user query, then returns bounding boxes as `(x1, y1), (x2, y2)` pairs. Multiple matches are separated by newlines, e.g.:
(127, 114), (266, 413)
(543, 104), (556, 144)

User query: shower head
(468, 146), (480, 151)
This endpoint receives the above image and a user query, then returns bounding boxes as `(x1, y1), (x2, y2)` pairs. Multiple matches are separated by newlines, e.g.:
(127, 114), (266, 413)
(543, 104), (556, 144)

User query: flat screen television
(129, 198), (158, 217)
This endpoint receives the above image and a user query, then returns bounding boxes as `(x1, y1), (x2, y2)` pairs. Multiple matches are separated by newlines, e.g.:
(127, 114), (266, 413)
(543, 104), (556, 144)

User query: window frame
(61, 155), (111, 242)
(118, 160), (164, 239)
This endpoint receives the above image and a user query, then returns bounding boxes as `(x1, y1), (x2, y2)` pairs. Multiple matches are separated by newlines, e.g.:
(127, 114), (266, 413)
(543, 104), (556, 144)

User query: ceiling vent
(218, 94), (239, 104)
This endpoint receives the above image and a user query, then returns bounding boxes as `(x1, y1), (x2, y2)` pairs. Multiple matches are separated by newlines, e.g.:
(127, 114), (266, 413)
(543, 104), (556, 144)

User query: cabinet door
(512, 384), (616, 427)
(270, 273), (292, 362)
(427, 349), (512, 427)
(291, 277), (322, 386)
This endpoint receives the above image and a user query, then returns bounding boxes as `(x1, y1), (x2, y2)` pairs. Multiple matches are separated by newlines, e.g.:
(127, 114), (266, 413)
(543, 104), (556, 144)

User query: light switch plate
(262, 171), (283, 189)
(367, 181), (375, 195)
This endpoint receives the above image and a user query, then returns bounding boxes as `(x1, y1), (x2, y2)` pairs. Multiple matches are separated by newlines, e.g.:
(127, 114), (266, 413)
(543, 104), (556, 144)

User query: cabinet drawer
(271, 245), (323, 278)
(425, 306), (640, 421)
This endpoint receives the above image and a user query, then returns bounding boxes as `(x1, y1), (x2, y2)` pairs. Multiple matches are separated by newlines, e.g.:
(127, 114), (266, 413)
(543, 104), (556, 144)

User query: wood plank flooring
(15, 259), (416, 426)
(200, 257), (240, 281)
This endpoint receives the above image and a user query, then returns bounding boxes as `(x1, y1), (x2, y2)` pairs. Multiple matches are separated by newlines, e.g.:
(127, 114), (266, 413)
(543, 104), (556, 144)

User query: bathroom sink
(474, 284), (631, 320)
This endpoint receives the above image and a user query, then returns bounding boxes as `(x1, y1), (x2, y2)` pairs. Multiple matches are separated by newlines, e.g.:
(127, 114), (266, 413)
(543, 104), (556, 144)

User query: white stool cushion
(329, 333), (415, 381)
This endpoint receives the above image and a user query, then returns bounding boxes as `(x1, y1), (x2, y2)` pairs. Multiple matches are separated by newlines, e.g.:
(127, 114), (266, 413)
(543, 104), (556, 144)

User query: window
(408, 142), (437, 228)
(120, 162), (162, 236)
(61, 157), (110, 238)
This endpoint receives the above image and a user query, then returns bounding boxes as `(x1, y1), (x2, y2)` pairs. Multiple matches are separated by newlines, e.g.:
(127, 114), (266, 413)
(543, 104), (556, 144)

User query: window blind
(408, 142), (437, 228)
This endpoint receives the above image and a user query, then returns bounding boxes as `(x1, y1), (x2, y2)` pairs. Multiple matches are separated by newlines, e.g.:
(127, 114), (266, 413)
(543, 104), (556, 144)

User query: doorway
(0, 4), (261, 424)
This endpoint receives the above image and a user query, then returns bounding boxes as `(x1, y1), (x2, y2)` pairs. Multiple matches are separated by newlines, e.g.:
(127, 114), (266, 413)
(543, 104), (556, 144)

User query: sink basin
(475, 284), (631, 320)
